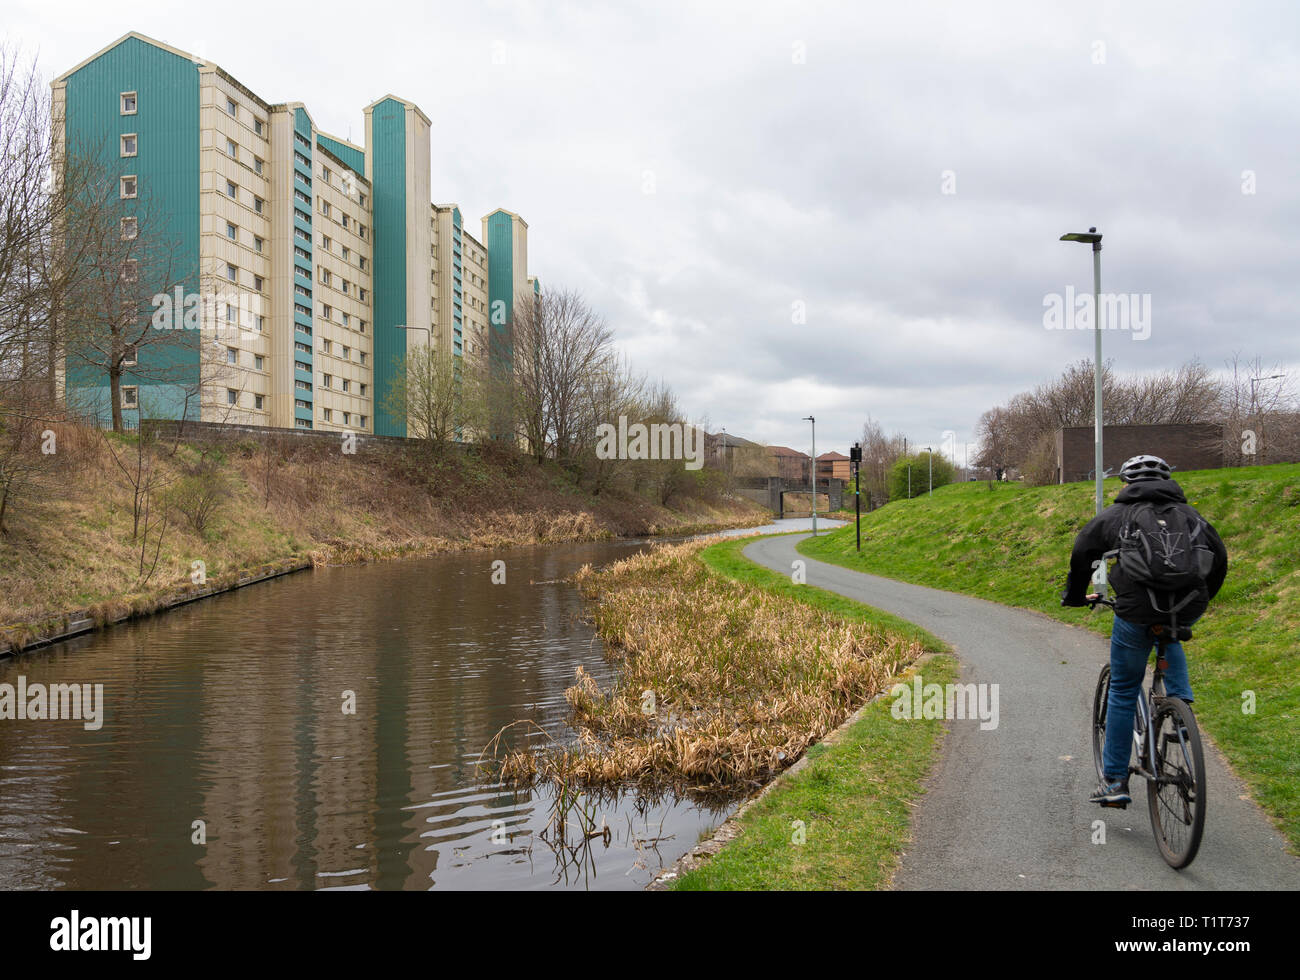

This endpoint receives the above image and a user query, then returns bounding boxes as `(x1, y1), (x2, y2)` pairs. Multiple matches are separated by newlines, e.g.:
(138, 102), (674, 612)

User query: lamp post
(1059, 227), (1105, 516)
(803, 416), (816, 535)
(1250, 374), (1284, 465)
(923, 446), (933, 495)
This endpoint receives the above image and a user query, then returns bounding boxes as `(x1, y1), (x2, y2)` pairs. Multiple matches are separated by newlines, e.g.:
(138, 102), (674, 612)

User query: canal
(0, 538), (732, 890)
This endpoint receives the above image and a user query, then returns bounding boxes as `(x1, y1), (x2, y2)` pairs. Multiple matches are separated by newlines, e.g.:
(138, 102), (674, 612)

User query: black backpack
(1115, 501), (1215, 622)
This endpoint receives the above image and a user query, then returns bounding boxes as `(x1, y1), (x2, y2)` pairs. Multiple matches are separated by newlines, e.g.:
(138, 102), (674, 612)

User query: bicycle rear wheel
(1147, 697), (1206, 869)
(1091, 665), (1110, 783)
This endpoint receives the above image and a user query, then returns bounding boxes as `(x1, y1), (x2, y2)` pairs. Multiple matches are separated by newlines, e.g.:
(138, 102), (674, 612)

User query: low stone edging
(0, 558), (313, 659)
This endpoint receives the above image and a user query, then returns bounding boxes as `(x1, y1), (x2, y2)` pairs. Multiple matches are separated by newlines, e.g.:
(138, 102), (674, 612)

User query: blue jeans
(1102, 615), (1195, 782)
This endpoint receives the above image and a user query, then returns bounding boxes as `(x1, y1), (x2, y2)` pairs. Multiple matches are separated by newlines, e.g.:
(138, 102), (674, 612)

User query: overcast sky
(11, 0), (1300, 458)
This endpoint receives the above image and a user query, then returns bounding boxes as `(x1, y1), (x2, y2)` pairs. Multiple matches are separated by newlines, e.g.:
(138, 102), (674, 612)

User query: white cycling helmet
(1119, 454), (1172, 482)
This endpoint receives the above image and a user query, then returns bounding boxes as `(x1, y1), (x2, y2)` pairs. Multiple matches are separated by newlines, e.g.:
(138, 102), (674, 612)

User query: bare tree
(55, 141), (193, 432)
(381, 342), (485, 453)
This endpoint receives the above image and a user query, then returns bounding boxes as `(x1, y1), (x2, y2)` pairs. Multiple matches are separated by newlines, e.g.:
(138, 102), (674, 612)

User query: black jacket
(1062, 478), (1228, 624)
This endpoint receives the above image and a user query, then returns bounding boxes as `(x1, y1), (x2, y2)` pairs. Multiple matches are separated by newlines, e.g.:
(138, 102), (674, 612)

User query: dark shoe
(1090, 777), (1131, 807)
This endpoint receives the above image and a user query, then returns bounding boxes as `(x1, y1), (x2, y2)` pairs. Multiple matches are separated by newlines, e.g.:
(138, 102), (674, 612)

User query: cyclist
(1060, 454), (1228, 806)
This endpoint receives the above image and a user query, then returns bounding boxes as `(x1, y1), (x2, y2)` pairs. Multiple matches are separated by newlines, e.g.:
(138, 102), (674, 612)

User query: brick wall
(1054, 424), (1224, 483)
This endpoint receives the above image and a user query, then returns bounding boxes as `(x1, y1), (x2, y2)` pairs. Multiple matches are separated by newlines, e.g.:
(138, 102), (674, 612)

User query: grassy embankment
(0, 423), (767, 644)
(798, 464), (1300, 850)
(488, 531), (955, 889)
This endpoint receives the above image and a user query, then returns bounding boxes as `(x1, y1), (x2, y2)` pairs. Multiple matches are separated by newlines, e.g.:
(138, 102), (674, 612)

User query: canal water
(0, 538), (733, 890)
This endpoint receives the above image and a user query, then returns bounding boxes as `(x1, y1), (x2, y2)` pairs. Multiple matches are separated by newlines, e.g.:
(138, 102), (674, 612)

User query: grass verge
(672, 655), (957, 890)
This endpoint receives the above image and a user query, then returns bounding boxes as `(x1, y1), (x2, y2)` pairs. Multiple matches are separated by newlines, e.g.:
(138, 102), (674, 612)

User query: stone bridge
(731, 476), (844, 517)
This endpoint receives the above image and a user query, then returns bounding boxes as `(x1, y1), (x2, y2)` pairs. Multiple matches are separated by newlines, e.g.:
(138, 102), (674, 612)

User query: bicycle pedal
(1099, 801), (1128, 809)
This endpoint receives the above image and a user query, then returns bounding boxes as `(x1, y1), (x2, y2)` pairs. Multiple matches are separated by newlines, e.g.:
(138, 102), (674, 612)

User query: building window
(253, 118), (264, 137)
(342, 214), (349, 230)
(254, 393), (264, 410)
(323, 408), (332, 422)
(341, 246), (349, 262)
(120, 175), (137, 199)
(359, 415), (367, 428)
(226, 222), (237, 240)
(295, 419), (312, 429)
(341, 280), (349, 295)
(359, 257), (367, 271)
(295, 398), (311, 410)
(341, 379), (351, 393)
(253, 157), (263, 175)
(120, 217), (137, 240)
(343, 412), (351, 426)
(320, 200), (331, 218)
(122, 344), (137, 366)
(225, 348), (237, 366)
(120, 133), (137, 157)
(321, 373), (332, 389)
(295, 283), (311, 298)
(255, 314), (265, 331)
(359, 225), (367, 239)
(358, 288), (367, 302)
(319, 267), (331, 286)
(360, 353), (367, 366)
(359, 320), (366, 333)
(321, 234), (332, 251)
(359, 193), (367, 207)
(254, 236), (263, 253)
(226, 262), (238, 282)
(225, 303), (237, 324)
(295, 342), (311, 354)
(122, 259), (138, 282)
(321, 165), (331, 184)
(342, 312), (350, 327)
(226, 97), (238, 117)
(254, 196), (264, 214)
(120, 92), (137, 115)
(122, 385), (138, 407)
(254, 354), (264, 370)
(226, 179), (237, 199)
(322, 339), (332, 354)
(226, 138), (237, 159)
(320, 303), (332, 319)
(253, 275), (263, 291)
(359, 382), (367, 396)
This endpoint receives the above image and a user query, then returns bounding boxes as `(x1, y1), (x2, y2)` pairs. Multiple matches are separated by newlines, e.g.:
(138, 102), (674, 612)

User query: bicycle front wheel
(1147, 697), (1207, 869)
(1091, 665), (1110, 783)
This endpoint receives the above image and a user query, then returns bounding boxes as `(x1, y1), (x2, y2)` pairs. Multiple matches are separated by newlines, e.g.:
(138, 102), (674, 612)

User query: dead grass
(480, 539), (922, 796)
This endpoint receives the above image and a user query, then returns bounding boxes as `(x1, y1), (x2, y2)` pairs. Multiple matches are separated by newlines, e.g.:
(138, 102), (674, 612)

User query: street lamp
(394, 324), (431, 344)
(1250, 374), (1284, 464)
(923, 446), (933, 495)
(1060, 227), (1105, 515)
(803, 415), (816, 535)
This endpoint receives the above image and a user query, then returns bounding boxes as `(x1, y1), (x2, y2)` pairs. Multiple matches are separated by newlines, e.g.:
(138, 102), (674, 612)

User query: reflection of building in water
(194, 597), (382, 889)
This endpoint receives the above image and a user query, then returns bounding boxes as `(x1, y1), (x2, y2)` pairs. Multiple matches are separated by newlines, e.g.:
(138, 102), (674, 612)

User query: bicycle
(1088, 596), (1207, 870)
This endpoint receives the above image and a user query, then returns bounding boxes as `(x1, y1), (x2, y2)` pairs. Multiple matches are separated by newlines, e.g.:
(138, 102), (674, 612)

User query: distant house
(767, 446), (811, 483)
(817, 451), (851, 482)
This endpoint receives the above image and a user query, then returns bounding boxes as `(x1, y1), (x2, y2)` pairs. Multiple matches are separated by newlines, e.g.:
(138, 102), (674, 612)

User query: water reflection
(0, 539), (729, 890)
